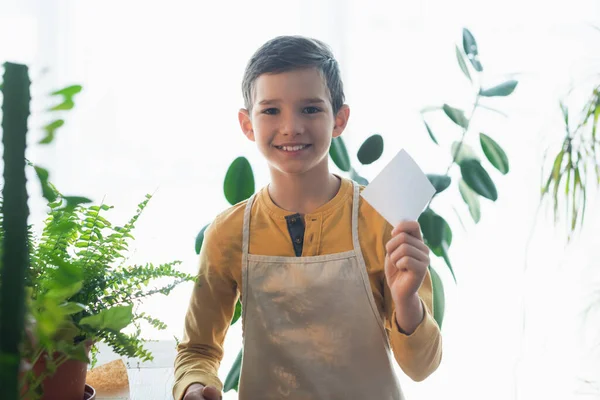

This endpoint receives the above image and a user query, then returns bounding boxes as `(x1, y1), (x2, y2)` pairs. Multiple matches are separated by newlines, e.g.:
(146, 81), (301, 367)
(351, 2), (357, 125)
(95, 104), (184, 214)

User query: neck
(268, 163), (341, 215)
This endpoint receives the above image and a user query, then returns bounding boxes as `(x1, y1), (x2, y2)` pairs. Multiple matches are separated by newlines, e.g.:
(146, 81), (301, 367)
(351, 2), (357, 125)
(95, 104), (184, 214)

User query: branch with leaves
(330, 28), (518, 328)
(541, 84), (599, 240)
(538, 25), (599, 240)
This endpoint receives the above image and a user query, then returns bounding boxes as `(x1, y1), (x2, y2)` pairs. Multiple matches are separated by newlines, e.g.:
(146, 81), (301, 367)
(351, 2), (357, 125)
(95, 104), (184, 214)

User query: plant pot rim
(84, 383), (96, 400)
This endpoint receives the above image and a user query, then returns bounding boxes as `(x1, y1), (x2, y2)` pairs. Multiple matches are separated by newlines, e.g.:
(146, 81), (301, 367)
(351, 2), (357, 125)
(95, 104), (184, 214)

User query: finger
(392, 255), (426, 273)
(385, 232), (429, 255)
(389, 243), (429, 265)
(202, 386), (222, 400)
(391, 220), (422, 240)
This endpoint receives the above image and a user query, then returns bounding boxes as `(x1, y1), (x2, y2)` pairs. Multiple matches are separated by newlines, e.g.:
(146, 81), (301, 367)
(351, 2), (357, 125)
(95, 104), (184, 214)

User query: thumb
(202, 386), (222, 400)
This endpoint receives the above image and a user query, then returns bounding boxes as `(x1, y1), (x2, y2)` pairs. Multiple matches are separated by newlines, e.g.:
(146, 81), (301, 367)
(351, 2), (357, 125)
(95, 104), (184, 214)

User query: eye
(303, 106), (322, 114)
(261, 108), (279, 115)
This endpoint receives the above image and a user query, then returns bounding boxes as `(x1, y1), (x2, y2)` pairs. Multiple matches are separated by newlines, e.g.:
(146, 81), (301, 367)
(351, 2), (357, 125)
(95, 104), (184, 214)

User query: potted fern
(0, 61), (194, 400)
(18, 188), (195, 400)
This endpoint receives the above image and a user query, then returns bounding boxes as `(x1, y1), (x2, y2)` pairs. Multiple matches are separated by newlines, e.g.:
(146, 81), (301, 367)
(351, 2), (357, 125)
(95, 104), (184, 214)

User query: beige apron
(239, 182), (405, 400)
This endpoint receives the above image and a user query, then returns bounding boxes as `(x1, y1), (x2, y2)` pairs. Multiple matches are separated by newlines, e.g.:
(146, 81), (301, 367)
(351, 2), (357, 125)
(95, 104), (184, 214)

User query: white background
(1, 1), (599, 399)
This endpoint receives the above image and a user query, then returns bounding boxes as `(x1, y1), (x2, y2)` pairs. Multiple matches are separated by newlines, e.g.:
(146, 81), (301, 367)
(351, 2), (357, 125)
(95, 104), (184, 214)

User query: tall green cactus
(0, 62), (32, 400)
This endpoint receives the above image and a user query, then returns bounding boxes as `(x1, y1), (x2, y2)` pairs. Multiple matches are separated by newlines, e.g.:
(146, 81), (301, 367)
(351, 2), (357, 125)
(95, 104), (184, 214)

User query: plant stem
(25, 353), (70, 399)
(430, 93), (481, 204)
(446, 94), (481, 175)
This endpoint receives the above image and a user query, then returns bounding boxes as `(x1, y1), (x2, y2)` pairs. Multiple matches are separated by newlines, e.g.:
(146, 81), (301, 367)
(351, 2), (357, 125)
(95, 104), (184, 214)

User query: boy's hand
(384, 220), (430, 334)
(183, 383), (222, 400)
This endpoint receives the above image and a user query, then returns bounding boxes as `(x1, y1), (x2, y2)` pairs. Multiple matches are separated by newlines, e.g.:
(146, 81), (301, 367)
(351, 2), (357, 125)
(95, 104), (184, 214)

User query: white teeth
(279, 145), (308, 151)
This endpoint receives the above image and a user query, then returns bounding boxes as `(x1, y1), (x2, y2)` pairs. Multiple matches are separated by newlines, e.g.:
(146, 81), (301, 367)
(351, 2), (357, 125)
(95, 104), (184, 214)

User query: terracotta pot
(26, 341), (93, 400)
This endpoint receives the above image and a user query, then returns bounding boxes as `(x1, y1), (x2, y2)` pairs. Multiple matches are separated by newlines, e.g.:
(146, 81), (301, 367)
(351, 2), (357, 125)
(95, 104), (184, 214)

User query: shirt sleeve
(383, 227), (443, 382)
(173, 216), (239, 400)
(386, 269), (443, 381)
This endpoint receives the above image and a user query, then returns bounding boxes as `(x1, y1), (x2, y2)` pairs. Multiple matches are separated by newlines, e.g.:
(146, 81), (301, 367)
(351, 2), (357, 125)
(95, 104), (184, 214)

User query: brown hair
(241, 35), (345, 114)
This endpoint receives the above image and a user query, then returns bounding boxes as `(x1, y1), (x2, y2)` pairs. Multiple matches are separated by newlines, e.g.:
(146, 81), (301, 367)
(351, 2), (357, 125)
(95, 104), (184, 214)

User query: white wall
(2, 1), (599, 399)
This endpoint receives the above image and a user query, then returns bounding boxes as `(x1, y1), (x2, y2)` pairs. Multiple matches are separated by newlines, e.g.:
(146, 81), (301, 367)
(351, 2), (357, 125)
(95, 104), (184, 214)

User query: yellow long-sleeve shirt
(173, 177), (442, 400)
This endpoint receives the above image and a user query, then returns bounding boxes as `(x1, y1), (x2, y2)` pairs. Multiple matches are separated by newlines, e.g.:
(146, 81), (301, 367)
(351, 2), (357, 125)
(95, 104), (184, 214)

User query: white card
(361, 149), (435, 227)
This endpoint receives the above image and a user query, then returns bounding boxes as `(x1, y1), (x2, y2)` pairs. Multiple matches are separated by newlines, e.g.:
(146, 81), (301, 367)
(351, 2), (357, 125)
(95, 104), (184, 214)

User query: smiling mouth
(274, 144), (311, 152)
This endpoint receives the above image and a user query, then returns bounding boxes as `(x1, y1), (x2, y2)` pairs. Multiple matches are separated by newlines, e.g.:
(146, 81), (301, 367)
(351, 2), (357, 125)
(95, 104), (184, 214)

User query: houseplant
(539, 26), (600, 238)
(19, 188), (195, 400)
(0, 61), (195, 400)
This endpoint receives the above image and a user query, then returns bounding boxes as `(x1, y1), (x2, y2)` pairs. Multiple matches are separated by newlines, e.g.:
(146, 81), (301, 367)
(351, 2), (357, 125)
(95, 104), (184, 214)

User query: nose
(280, 111), (304, 136)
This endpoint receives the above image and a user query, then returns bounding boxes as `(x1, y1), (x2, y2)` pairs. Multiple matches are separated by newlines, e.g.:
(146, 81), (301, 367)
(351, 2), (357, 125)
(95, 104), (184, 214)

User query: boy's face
(239, 68), (349, 177)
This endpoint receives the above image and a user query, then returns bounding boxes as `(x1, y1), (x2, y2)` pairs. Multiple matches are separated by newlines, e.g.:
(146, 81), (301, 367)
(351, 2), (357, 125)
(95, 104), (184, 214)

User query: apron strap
(241, 193), (256, 329)
(351, 181), (363, 254)
(242, 193), (256, 257)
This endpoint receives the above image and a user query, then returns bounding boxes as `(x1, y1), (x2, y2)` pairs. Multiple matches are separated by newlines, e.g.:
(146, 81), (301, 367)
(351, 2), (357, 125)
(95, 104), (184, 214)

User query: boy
(174, 35), (442, 400)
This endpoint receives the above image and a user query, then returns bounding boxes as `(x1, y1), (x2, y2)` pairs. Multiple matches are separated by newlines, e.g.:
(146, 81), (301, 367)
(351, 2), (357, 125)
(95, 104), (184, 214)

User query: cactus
(0, 62), (32, 400)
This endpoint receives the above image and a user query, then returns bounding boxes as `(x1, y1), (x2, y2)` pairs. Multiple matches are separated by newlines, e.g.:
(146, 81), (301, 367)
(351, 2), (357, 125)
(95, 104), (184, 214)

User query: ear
(332, 104), (350, 138)
(238, 108), (255, 142)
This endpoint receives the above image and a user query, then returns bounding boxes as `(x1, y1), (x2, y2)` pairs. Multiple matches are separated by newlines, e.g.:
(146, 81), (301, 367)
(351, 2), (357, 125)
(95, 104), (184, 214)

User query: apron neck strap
(351, 181), (363, 254)
(242, 193), (256, 256)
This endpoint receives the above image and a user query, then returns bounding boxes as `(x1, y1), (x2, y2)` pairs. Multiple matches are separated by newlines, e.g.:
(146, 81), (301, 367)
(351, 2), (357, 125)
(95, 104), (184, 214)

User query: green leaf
(480, 133), (509, 174)
(224, 157), (255, 205)
(443, 104), (469, 129)
(40, 119), (64, 144)
(48, 258), (84, 290)
(224, 349), (242, 392)
(55, 321), (80, 343)
(440, 242), (455, 283)
(329, 137), (351, 172)
(543, 150), (564, 195)
(451, 142), (480, 164)
(462, 28), (483, 71)
(419, 209), (456, 281)
(480, 80), (518, 97)
(48, 84), (82, 112)
(423, 120), (438, 145)
(60, 302), (86, 315)
(231, 299), (242, 325)
(357, 134), (384, 165)
(592, 103), (599, 142)
(46, 282), (83, 302)
(195, 224), (209, 255)
(459, 179), (481, 223)
(69, 343), (91, 363)
(455, 45), (471, 81)
(419, 209), (452, 250)
(460, 159), (498, 201)
(560, 101), (569, 127)
(51, 85), (83, 97)
(79, 305), (133, 332)
(350, 168), (369, 185)
(34, 166), (58, 202)
(50, 99), (74, 111)
(63, 196), (93, 209)
(429, 266), (445, 328)
(55, 341), (90, 363)
(427, 174), (451, 194)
